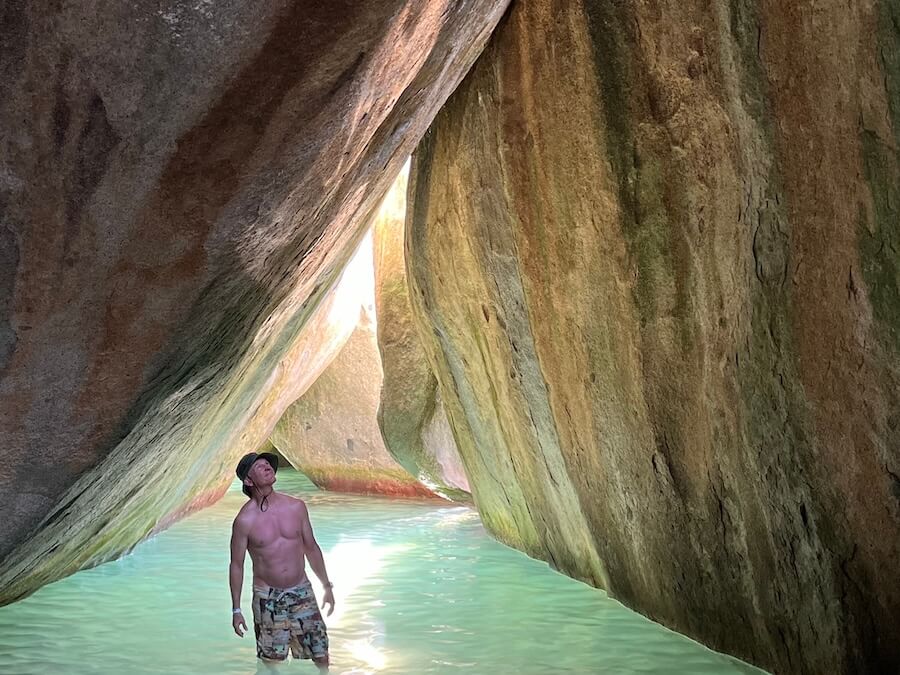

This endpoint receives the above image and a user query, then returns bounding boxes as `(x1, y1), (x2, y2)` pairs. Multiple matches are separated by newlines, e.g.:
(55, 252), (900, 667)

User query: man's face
(246, 458), (276, 490)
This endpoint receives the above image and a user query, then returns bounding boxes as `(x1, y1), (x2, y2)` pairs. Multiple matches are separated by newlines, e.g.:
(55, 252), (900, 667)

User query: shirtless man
(230, 452), (335, 671)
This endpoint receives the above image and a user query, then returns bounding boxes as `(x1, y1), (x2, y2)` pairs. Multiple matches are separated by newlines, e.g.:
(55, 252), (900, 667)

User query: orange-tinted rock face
(407, 1), (900, 673)
(0, 0), (510, 604)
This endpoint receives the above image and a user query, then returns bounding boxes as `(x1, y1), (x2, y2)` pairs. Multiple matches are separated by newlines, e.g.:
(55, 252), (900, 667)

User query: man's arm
(229, 518), (249, 636)
(299, 501), (335, 616)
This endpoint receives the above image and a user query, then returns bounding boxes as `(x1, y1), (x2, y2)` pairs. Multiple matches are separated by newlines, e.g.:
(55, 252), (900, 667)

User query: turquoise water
(0, 470), (762, 675)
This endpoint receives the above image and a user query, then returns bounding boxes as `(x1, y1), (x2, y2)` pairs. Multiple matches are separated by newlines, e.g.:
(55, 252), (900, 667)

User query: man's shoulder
(275, 494), (309, 520)
(233, 500), (255, 527)
(280, 493), (306, 510)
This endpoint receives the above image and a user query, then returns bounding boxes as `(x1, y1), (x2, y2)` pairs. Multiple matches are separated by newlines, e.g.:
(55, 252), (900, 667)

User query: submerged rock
(407, 1), (900, 673)
(373, 166), (470, 500)
(0, 0), (510, 604)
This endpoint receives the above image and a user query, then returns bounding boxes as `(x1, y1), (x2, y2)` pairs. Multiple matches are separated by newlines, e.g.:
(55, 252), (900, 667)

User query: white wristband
(232, 608), (242, 614)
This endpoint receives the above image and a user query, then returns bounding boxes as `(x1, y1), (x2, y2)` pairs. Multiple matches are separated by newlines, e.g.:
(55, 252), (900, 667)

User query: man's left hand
(321, 586), (335, 616)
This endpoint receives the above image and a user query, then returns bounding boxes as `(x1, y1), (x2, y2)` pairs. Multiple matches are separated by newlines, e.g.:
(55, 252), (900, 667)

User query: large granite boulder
(406, 1), (900, 673)
(0, 0), (510, 604)
(270, 284), (436, 498)
(373, 165), (470, 500)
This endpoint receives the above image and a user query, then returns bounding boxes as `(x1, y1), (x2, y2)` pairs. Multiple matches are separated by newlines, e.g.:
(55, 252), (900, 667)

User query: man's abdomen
(250, 540), (307, 590)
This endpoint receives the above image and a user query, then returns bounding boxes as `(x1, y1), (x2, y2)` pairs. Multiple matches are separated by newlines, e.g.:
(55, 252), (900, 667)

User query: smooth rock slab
(373, 164), (470, 500)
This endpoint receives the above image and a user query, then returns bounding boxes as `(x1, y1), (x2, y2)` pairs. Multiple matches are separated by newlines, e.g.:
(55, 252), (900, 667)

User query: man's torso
(239, 493), (309, 589)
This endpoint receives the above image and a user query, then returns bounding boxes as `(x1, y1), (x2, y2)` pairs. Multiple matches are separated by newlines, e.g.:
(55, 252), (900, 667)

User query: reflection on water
(0, 470), (764, 674)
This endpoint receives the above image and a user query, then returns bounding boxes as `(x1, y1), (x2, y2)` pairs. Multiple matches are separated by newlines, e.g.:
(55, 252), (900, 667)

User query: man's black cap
(235, 452), (279, 498)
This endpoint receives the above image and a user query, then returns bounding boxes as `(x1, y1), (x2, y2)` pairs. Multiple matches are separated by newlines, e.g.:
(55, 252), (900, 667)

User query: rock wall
(373, 165), (470, 500)
(406, 1), (900, 673)
(0, 0), (510, 604)
(271, 298), (436, 498)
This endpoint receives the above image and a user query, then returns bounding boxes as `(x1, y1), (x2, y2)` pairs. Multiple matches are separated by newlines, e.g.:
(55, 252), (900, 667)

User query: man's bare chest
(247, 512), (302, 550)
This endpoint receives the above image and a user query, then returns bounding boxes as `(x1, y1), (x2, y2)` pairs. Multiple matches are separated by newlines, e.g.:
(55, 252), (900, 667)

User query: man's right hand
(232, 611), (248, 637)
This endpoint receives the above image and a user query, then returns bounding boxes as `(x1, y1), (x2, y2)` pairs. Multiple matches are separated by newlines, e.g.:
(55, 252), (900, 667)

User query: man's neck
(253, 486), (275, 508)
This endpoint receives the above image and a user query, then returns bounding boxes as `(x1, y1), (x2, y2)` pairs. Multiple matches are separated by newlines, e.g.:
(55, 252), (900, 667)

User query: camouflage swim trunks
(251, 579), (329, 663)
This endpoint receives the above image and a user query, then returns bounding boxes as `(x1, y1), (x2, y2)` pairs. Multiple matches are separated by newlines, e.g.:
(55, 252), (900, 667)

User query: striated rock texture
(270, 298), (435, 498)
(373, 164), (470, 500)
(0, 0), (510, 604)
(407, 1), (900, 673)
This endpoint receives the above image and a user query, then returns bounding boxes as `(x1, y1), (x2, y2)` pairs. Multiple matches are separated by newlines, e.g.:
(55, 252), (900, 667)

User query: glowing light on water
(312, 539), (409, 629)
(345, 638), (388, 671)
(430, 506), (480, 528)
